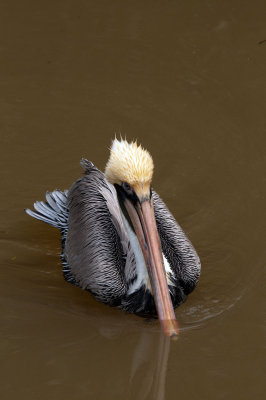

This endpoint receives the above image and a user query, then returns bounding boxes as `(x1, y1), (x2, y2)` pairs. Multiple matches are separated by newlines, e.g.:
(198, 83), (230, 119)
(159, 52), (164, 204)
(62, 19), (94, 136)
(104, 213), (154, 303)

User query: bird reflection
(128, 330), (171, 400)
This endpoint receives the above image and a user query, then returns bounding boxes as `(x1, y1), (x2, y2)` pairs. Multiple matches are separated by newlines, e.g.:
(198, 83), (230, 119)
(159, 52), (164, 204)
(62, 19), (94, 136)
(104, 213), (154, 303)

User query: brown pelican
(26, 139), (200, 337)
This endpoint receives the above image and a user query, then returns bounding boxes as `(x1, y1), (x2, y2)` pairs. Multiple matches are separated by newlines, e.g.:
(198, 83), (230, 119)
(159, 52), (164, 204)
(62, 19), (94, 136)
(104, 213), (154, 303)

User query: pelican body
(26, 140), (200, 336)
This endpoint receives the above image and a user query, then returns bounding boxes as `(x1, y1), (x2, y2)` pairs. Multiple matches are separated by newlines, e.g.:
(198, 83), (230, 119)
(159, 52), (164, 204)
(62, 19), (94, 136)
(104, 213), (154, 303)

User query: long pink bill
(124, 197), (179, 337)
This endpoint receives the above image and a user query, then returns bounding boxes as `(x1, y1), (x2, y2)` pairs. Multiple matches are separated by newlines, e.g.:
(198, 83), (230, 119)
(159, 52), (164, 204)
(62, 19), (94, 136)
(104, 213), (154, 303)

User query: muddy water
(0, 1), (265, 399)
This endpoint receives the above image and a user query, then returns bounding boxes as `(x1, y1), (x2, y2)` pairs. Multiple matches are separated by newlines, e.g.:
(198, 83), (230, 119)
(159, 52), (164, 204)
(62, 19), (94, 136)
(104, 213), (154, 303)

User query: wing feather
(152, 190), (201, 297)
(65, 164), (128, 304)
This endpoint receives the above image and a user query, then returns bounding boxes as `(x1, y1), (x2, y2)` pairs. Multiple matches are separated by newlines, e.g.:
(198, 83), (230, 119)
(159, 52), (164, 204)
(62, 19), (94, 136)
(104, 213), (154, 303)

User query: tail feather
(25, 190), (69, 230)
(25, 189), (77, 286)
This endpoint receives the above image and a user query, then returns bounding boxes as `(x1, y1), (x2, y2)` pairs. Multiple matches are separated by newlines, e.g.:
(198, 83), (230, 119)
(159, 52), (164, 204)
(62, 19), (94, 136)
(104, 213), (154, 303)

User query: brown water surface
(0, 1), (265, 399)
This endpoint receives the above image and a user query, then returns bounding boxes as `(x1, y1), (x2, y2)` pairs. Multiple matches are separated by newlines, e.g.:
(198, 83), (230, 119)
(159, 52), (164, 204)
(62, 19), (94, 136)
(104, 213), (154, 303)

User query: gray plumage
(25, 159), (201, 315)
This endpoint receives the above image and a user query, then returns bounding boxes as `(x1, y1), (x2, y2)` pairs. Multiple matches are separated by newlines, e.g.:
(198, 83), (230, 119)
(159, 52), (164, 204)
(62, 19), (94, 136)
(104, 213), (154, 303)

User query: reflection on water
(129, 332), (170, 400)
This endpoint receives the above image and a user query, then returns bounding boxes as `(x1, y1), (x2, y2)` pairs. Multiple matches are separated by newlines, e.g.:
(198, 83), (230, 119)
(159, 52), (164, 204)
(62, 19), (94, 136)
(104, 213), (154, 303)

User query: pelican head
(105, 139), (178, 337)
(105, 139), (154, 201)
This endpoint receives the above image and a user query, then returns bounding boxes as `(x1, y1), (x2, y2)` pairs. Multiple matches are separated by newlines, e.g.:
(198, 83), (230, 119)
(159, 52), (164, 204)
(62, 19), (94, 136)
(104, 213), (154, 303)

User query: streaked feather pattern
(25, 159), (201, 314)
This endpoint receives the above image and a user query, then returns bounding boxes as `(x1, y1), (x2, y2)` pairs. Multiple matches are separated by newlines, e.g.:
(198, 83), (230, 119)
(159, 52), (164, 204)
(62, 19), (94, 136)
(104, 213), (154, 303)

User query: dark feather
(25, 160), (201, 314)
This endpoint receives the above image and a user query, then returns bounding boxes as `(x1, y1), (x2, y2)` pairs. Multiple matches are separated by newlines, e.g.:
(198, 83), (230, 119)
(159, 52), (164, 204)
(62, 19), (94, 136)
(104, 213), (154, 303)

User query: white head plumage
(105, 139), (154, 199)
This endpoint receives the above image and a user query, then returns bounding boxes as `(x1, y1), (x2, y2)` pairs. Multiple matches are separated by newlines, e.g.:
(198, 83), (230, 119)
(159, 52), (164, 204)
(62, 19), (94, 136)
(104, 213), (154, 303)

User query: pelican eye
(122, 182), (132, 192)
(120, 182), (139, 204)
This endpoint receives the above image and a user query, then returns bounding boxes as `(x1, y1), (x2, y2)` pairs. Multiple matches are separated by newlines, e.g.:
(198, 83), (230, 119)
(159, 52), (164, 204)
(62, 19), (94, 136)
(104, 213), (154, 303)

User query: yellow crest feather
(105, 139), (154, 198)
